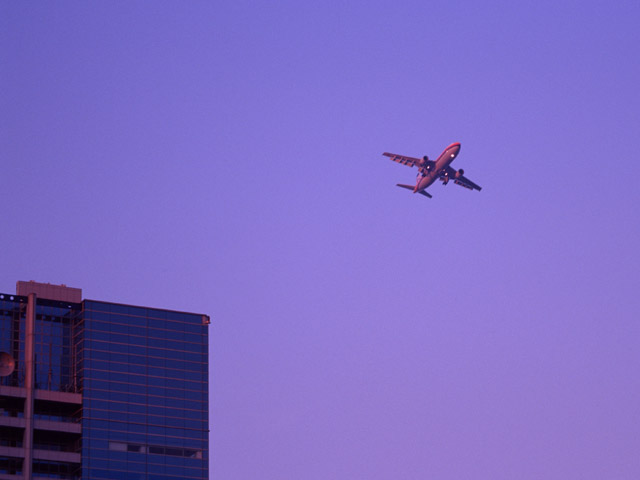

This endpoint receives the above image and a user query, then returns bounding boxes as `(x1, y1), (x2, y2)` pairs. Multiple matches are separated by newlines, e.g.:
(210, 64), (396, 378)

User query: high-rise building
(0, 281), (209, 480)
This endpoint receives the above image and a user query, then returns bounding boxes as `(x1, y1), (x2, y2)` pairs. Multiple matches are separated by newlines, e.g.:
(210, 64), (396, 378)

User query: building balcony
(0, 416), (25, 429)
(0, 446), (25, 459)
(0, 445), (82, 464)
(0, 474), (22, 480)
(0, 386), (81, 405)
(0, 386), (25, 399)
(35, 390), (82, 404)
(34, 418), (81, 434)
(33, 449), (81, 464)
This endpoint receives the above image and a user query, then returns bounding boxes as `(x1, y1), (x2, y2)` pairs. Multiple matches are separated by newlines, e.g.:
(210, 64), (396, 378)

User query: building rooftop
(16, 280), (82, 303)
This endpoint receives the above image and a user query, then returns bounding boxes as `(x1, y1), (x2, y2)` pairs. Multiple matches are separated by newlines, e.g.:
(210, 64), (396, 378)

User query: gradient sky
(2, 1), (639, 478)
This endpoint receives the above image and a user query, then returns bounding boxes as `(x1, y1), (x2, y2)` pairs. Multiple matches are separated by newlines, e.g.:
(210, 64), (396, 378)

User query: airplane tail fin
(396, 184), (432, 198)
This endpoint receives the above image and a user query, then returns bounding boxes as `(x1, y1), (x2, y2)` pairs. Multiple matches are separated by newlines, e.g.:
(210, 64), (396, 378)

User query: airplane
(383, 142), (481, 198)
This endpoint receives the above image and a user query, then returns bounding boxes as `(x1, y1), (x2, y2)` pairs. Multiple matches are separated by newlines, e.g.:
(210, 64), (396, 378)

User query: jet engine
(455, 169), (464, 179)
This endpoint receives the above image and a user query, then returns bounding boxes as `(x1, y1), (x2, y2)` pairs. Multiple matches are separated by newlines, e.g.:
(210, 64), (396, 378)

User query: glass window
(128, 363), (146, 375)
(128, 403), (146, 414)
(147, 463), (168, 474)
(128, 325), (147, 336)
(128, 345), (146, 356)
(128, 335), (146, 346)
(148, 425), (166, 436)
(184, 323), (204, 334)
(166, 398), (187, 410)
(148, 376), (165, 387)
(184, 400), (204, 411)
(126, 315), (147, 327)
(128, 413), (146, 424)
(148, 357), (166, 367)
(129, 384), (146, 394)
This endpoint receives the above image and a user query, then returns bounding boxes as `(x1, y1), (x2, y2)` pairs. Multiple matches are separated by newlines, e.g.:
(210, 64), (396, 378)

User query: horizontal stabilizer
(396, 184), (432, 198)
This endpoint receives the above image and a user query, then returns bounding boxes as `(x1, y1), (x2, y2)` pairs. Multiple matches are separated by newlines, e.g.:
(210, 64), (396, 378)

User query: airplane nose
(448, 142), (461, 158)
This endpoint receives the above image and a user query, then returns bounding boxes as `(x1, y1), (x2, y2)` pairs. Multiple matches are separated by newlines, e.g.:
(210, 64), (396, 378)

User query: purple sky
(2, 1), (640, 478)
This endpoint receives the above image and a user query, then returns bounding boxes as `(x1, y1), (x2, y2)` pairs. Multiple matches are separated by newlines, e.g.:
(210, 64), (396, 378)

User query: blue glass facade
(78, 301), (209, 480)
(0, 286), (209, 480)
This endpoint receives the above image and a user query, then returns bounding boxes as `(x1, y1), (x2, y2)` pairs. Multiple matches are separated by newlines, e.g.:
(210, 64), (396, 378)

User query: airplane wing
(383, 152), (424, 168)
(445, 166), (482, 191)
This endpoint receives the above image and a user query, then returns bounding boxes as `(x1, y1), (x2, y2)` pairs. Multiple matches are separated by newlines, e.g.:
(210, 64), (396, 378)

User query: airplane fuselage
(414, 142), (461, 193)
